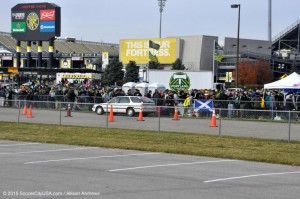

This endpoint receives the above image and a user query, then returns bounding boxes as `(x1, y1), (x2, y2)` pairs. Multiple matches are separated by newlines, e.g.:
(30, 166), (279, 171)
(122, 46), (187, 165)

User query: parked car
(92, 96), (156, 117)
(226, 88), (243, 93)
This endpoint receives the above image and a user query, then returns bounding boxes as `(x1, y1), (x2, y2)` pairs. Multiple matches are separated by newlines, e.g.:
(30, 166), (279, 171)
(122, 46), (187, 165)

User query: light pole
(231, 4), (240, 88)
(158, 0), (167, 38)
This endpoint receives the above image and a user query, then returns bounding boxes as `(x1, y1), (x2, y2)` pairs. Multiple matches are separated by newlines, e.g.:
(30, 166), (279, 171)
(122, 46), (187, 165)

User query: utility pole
(158, 0), (167, 38)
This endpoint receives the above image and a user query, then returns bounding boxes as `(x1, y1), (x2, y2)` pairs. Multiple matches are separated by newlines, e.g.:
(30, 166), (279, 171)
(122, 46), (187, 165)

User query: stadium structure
(217, 19), (300, 82)
(1, 18), (300, 84)
(0, 31), (118, 82)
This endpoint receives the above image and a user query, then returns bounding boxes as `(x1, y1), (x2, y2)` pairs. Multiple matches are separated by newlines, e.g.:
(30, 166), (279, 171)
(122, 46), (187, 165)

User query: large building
(1, 18), (300, 84)
(0, 31), (119, 83)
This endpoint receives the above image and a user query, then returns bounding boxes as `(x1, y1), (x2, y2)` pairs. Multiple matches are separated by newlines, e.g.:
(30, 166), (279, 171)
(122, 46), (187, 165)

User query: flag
(149, 40), (160, 50)
(149, 51), (156, 60)
(214, 41), (223, 62)
(215, 41), (223, 51)
(194, 100), (214, 113)
(214, 54), (224, 62)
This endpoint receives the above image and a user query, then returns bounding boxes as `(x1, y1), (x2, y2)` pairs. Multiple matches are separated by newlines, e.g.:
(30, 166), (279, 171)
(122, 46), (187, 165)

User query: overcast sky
(1, 0), (300, 44)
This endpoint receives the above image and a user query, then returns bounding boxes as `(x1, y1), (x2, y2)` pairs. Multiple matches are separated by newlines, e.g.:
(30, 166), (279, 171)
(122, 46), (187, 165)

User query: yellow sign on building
(8, 67), (18, 73)
(120, 38), (177, 64)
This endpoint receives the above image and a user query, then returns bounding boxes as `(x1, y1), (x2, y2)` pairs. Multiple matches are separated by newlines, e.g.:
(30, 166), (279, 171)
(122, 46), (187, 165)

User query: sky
(1, 0), (300, 45)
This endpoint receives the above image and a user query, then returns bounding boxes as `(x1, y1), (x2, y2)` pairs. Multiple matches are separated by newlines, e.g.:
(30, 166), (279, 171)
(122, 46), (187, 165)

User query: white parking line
(0, 147), (98, 155)
(204, 171), (300, 183)
(109, 159), (237, 172)
(24, 152), (160, 164)
(0, 143), (40, 147)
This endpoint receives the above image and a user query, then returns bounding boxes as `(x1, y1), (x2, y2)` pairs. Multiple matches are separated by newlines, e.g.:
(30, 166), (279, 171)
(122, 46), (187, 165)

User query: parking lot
(1, 140), (300, 199)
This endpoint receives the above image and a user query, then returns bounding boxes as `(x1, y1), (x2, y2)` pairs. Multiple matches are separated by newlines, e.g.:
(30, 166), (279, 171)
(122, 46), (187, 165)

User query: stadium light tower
(268, 0), (272, 41)
(231, 4), (241, 88)
(158, 0), (167, 38)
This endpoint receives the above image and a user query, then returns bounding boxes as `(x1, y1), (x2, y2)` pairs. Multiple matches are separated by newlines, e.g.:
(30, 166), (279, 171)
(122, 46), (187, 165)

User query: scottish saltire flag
(149, 40), (160, 50)
(194, 100), (214, 112)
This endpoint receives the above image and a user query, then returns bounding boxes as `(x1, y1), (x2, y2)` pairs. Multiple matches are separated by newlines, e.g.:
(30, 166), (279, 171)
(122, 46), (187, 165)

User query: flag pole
(212, 40), (216, 89)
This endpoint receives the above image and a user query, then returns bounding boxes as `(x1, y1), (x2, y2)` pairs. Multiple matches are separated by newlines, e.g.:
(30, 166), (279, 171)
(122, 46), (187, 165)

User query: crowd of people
(1, 80), (300, 119)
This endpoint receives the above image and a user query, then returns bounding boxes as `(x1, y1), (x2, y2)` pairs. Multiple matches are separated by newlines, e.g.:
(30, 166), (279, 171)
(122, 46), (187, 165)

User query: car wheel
(96, 106), (104, 115)
(126, 108), (135, 117)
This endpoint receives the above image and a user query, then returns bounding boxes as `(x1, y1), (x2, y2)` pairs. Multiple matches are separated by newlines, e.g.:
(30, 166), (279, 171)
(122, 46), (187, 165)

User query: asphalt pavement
(1, 141), (300, 199)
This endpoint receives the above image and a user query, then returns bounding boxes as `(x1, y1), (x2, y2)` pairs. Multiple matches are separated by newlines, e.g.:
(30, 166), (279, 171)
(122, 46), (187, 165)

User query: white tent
(135, 82), (149, 96)
(148, 82), (166, 94)
(264, 72), (300, 89)
(122, 82), (136, 95)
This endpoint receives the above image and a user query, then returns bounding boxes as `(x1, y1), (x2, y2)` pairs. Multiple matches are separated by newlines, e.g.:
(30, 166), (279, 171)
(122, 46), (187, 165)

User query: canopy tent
(148, 82), (166, 94)
(122, 82), (136, 96)
(135, 82), (149, 96)
(264, 72), (300, 89)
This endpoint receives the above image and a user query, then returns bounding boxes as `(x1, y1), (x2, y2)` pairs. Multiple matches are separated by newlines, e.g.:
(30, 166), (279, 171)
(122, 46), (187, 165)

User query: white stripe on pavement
(0, 143), (40, 147)
(24, 152), (160, 164)
(0, 147), (98, 155)
(109, 160), (237, 172)
(204, 171), (300, 183)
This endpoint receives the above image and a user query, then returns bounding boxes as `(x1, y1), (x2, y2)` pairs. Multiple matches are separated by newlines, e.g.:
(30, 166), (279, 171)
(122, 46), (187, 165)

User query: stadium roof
(272, 19), (300, 52)
(0, 31), (119, 56)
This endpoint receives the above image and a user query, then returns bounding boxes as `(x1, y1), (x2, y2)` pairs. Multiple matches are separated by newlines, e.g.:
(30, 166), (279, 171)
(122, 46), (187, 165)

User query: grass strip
(0, 122), (300, 166)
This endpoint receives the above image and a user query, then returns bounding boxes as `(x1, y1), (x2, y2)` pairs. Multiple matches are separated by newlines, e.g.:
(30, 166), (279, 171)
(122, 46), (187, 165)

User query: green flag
(214, 54), (224, 62)
(215, 41), (223, 51)
(149, 40), (160, 50)
(149, 51), (156, 60)
(214, 41), (223, 62)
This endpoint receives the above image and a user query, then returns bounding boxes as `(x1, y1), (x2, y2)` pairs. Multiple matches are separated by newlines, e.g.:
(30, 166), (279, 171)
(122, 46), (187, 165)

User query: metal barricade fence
(1, 99), (299, 143)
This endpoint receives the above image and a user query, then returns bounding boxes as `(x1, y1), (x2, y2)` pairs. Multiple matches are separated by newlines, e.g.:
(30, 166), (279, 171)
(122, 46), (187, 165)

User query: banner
(194, 100), (214, 113)
(60, 59), (71, 68)
(102, 52), (109, 69)
(120, 38), (177, 64)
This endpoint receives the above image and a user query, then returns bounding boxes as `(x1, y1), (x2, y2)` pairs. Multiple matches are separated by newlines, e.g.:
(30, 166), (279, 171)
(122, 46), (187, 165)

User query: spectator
(152, 89), (163, 106)
(285, 93), (296, 111)
(134, 89), (142, 96)
(252, 91), (262, 119)
(146, 90), (152, 98)
(183, 94), (192, 116)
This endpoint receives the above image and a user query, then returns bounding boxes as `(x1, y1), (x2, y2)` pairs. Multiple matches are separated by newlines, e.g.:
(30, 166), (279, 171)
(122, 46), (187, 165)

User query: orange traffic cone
(172, 106), (179, 121)
(27, 105), (33, 118)
(210, 110), (218, 127)
(108, 105), (114, 122)
(137, 104), (144, 121)
(65, 103), (72, 117)
(22, 104), (27, 115)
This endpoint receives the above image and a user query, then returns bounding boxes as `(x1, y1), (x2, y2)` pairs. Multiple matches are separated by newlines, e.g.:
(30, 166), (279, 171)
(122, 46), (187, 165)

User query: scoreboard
(11, 3), (61, 41)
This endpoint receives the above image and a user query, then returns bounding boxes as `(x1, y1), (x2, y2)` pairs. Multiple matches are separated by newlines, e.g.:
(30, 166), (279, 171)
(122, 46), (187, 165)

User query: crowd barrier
(0, 99), (300, 143)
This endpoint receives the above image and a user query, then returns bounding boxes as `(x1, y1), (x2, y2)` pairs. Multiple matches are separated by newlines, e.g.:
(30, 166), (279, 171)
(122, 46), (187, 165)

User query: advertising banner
(11, 3), (61, 41)
(60, 59), (71, 68)
(120, 38), (177, 64)
(102, 52), (109, 69)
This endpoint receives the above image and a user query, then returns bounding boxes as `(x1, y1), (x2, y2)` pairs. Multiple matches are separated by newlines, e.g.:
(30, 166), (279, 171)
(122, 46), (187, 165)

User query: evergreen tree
(171, 58), (185, 70)
(123, 61), (139, 83)
(102, 58), (124, 86)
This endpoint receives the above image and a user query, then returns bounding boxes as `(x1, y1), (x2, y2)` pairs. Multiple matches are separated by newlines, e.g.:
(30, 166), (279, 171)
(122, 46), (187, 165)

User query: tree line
(103, 57), (274, 88)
